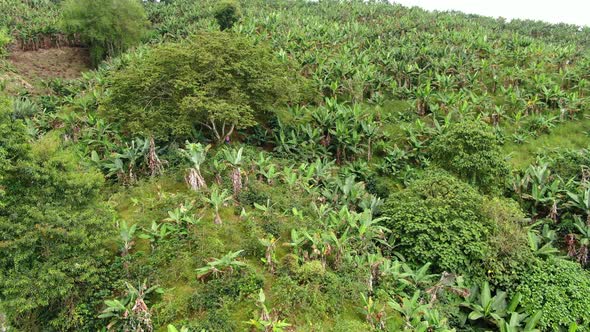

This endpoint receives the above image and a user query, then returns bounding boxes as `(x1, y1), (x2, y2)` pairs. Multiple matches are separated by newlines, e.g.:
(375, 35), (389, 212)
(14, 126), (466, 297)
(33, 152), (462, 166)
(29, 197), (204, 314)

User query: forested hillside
(1, 0), (590, 331)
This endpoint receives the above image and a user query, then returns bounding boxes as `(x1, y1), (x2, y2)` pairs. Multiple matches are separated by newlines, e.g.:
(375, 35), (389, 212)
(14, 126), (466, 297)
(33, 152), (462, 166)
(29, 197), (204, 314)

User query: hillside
(1, 0), (590, 331)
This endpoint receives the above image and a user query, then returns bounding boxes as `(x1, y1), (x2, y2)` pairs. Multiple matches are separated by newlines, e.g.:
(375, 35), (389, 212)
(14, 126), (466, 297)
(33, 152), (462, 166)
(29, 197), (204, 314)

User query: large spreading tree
(101, 31), (302, 142)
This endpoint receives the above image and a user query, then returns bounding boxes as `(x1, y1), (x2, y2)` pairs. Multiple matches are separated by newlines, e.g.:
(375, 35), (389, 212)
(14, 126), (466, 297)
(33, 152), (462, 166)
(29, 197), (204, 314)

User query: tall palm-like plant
(180, 142), (211, 191)
(573, 216), (590, 266)
(204, 185), (232, 225)
(196, 250), (246, 281)
(567, 186), (590, 225)
(223, 147), (245, 197)
(119, 219), (135, 252)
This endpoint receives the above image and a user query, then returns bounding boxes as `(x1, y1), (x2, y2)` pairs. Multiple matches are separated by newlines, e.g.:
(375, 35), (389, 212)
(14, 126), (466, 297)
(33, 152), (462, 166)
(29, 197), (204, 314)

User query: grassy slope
(504, 116), (590, 169)
(109, 170), (374, 331)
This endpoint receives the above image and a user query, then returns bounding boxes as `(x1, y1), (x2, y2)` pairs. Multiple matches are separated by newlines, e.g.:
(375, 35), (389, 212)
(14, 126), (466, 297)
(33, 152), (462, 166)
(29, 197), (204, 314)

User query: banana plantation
(1, 0), (590, 331)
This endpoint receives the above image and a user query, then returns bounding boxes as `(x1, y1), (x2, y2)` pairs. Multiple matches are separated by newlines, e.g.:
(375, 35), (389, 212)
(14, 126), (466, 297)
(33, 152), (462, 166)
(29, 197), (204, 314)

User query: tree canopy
(101, 32), (302, 142)
(61, 0), (148, 66)
(430, 120), (510, 194)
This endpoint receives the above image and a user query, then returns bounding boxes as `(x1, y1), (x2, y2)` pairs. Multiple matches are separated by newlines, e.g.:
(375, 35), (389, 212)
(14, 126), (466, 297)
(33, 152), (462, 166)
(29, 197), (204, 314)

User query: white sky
(393, 0), (590, 27)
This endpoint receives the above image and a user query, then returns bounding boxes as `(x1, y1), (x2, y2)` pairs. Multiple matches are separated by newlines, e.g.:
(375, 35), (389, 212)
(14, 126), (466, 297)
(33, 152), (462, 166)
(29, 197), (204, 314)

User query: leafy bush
(482, 198), (536, 288)
(101, 32), (301, 142)
(0, 133), (118, 330)
(0, 27), (10, 56)
(516, 258), (590, 330)
(382, 170), (494, 275)
(430, 120), (510, 194)
(214, 0), (242, 31)
(190, 270), (262, 312)
(61, 0), (148, 66)
(0, 96), (28, 178)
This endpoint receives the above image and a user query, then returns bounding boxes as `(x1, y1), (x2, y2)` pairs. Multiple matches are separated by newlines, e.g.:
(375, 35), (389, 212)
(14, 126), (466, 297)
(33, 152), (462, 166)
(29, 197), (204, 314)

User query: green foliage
(430, 120), (510, 194)
(389, 290), (453, 331)
(541, 148), (590, 181)
(482, 198), (537, 288)
(7, 0), (590, 330)
(0, 27), (10, 57)
(274, 100), (381, 163)
(516, 258), (590, 330)
(196, 250), (247, 281)
(245, 289), (291, 331)
(382, 171), (494, 275)
(460, 282), (542, 331)
(99, 280), (163, 331)
(101, 32), (301, 142)
(214, 0), (242, 31)
(61, 0), (148, 66)
(0, 133), (118, 330)
(167, 324), (189, 332)
(0, 96), (29, 198)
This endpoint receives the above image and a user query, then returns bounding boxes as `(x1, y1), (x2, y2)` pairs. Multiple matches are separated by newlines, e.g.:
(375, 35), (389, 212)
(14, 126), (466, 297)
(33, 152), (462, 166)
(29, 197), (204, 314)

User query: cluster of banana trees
(90, 137), (164, 185)
(10, 0), (590, 146)
(512, 160), (590, 265)
(0, 0), (80, 50)
(15, 0), (590, 122)
(274, 98), (381, 164)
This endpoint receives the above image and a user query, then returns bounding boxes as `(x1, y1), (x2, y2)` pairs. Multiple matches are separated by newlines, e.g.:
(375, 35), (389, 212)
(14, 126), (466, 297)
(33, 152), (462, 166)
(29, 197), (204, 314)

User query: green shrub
(0, 95), (28, 178)
(101, 32), (301, 142)
(0, 27), (10, 57)
(0, 133), (118, 330)
(482, 198), (536, 288)
(190, 269), (263, 312)
(214, 0), (242, 31)
(296, 260), (326, 283)
(382, 170), (494, 275)
(61, 0), (148, 66)
(516, 258), (590, 330)
(430, 120), (510, 194)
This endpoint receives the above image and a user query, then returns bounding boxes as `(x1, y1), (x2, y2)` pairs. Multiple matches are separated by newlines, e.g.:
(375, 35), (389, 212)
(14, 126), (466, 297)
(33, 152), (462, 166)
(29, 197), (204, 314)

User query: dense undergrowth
(2, 0), (590, 331)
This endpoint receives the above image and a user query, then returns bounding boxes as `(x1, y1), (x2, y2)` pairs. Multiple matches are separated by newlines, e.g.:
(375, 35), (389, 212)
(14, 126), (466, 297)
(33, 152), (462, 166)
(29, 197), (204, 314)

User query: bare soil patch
(9, 47), (90, 81)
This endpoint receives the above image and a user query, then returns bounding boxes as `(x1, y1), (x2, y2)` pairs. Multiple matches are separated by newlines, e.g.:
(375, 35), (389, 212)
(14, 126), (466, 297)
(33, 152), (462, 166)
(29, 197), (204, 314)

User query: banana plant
(526, 223), (560, 258)
(359, 293), (386, 330)
(259, 235), (279, 273)
(461, 282), (541, 331)
(281, 166), (299, 188)
(180, 142), (210, 191)
(167, 325), (189, 332)
(401, 262), (438, 288)
(118, 220), (136, 257)
(388, 290), (451, 332)
(139, 221), (173, 250)
(566, 186), (590, 225)
(348, 210), (390, 250)
(258, 164), (280, 185)
(204, 185), (232, 225)
(196, 250), (246, 281)
(99, 280), (163, 332)
(461, 282), (507, 322)
(163, 202), (200, 232)
(573, 216), (590, 265)
(223, 147), (245, 197)
(283, 228), (307, 260)
(245, 289), (291, 332)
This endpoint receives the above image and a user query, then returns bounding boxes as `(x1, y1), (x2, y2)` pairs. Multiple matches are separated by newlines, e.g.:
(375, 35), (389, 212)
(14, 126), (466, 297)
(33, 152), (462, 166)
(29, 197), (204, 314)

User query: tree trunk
(230, 167), (242, 197)
(148, 136), (163, 176)
(185, 168), (207, 191)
